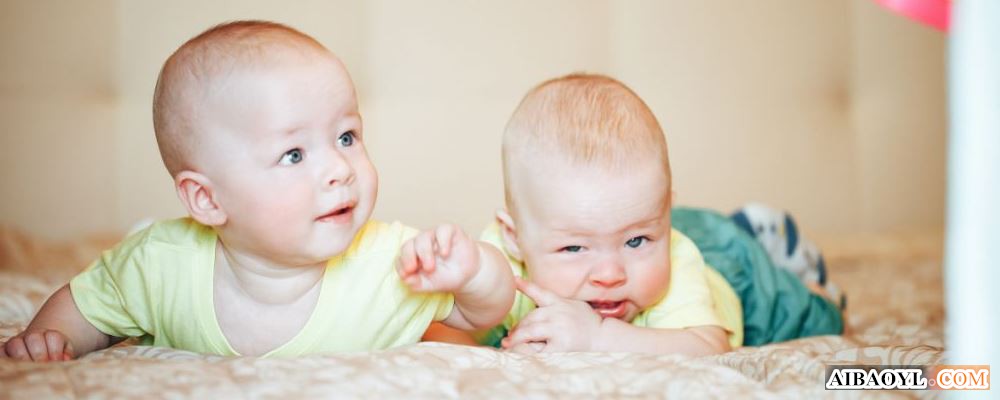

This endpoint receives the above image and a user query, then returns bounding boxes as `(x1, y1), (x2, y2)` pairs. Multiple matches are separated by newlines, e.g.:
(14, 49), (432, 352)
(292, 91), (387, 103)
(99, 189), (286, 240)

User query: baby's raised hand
(1, 329), (74, 362)
(503, 278), (603, 353)
(397, 224), (480, 293)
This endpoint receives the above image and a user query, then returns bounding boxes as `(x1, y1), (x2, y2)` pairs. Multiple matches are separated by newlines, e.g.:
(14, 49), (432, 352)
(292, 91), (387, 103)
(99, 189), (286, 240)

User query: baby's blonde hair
(502, 73), (671, 212)
(152, 21), (328, 177)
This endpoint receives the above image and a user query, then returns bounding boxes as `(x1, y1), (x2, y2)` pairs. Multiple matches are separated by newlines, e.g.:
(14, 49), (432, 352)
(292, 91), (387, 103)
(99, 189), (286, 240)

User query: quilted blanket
(0, 227), (945, 398)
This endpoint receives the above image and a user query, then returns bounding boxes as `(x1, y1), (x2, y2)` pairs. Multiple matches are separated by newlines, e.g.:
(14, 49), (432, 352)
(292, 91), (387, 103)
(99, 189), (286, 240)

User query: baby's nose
(589, 262), (626, 288)
(324, 151), (355, 186)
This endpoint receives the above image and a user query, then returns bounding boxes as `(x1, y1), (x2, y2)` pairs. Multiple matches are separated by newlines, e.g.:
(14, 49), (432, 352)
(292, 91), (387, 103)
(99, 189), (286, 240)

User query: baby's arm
(590, 319), (729, 356)
(504, 279), (729, 356)
(442, 242), (513, 330)
(398, 224), (515, 331)
(1, 285), (118, 361)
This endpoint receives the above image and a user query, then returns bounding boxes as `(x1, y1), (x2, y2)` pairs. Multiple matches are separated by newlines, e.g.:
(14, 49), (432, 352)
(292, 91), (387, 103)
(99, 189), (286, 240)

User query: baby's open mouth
(317, 204), (355, 222)
(587, 300), (627, 319)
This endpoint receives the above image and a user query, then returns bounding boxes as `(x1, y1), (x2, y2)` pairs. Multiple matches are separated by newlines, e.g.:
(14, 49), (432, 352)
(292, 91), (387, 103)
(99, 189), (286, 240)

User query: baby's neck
(215, 241), (326, 305)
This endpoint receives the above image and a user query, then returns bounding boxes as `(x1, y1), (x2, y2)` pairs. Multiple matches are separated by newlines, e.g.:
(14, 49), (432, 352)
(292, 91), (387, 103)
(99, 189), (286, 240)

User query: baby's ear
(175, 171), (227, 227)
(495, 209), (523, 262)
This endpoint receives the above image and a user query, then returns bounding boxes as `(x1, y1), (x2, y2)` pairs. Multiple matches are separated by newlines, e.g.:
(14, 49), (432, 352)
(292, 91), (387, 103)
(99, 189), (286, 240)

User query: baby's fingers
(24, 332), (53, 362)
(403, 274), (431, 291)
(414, 233), (437, 273)
(507, 341), (546, 355)
(504, 323), (549, 354)
(43, 330), (71, 361)
(515, 277), (561, 308)
(506, 322), (551, 348)
(433, 224), (457, 258)
(397, 240), (419, 276)
(2, 337), (30, 360)
(63, 341), (74, 361)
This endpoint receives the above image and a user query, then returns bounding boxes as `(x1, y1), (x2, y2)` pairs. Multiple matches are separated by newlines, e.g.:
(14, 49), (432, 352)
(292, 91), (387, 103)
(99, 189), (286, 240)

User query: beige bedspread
(0, 227), (945, 398)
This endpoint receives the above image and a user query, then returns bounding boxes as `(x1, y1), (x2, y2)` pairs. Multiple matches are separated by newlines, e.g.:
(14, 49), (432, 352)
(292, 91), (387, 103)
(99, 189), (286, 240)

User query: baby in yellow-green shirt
(0, 21), (514, 361)
(427, 74), (743, 355)
(429, 73), (845, 353)
(487, 74), (742, 355)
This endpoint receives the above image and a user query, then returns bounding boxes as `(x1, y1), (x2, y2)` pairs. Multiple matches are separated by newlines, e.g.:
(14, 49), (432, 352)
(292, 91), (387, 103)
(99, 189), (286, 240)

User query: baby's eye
(338, 131), (356, 147)
(278, 148), (304, 165)
(625, 236), (648, 249)
(559, 245), (583, 253)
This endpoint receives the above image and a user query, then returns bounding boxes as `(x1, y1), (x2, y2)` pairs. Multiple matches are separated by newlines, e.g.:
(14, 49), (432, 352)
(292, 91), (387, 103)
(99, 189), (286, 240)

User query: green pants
(672, 207), (843, 346)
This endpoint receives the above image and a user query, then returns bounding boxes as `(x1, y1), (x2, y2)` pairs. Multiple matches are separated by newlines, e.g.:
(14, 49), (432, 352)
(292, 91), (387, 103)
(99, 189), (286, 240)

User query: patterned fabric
(0, 226), (945, 398)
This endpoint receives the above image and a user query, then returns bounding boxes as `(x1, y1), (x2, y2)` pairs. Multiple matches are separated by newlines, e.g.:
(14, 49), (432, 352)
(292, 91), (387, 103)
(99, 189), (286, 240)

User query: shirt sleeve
(69, 231), (155, 338)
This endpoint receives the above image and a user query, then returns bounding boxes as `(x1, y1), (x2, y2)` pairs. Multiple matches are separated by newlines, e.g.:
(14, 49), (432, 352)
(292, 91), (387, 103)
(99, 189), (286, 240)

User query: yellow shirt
(70, 218), (453, 357)
(480, 223), (743, 348)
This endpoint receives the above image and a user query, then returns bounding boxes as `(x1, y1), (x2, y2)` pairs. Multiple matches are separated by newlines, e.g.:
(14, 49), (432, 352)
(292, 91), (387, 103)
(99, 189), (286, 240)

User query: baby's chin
(614, 301), (648, 323)
(310, 221), (367, 254)
(313, 239), (355, 260)
(287, 236), (356, 265)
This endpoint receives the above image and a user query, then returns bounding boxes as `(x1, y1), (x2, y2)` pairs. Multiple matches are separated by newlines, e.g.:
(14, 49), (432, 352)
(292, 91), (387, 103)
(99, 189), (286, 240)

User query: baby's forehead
(181, 34), (332, 82)
(170, 33), (350, 116)
(512, 148), (669, 187)
(516, 162), (668, 207)
(509, 152), (668, 211)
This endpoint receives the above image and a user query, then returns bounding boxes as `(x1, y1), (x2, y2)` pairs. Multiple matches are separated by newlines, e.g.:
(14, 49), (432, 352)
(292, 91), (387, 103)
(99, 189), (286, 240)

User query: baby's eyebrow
(329, 111), (362, 133)
(339, 109), (360, 120)
(613, 216), (666, 233)
(547, 227), (590, 236)
(551, 218), (658, 235)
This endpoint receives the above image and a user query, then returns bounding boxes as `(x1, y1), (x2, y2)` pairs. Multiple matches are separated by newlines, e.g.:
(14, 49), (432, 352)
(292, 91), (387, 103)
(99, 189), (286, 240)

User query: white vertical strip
(946, 0), (1000, 373)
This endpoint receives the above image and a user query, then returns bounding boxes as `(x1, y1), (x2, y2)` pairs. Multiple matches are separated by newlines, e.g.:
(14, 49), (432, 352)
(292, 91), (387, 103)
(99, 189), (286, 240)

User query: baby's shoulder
(120, 218), (212, 253)
(668, 228), (706, 270)
(100, 217), (214, 273)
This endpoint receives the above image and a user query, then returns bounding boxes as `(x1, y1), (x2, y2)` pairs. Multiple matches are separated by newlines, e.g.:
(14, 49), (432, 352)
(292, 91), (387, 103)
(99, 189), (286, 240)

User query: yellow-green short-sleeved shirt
(70, 218), (453, 357)
(479, 222), (743, 348)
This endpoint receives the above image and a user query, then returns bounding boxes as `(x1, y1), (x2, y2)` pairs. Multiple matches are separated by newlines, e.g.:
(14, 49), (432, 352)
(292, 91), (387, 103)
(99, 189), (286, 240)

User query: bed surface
(0, 227), (945, 398)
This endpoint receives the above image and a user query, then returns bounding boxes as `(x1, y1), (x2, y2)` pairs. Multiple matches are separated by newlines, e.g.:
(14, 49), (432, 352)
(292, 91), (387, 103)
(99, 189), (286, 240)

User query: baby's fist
(1, 330), (74, 362)
(397, 224), (481, 292)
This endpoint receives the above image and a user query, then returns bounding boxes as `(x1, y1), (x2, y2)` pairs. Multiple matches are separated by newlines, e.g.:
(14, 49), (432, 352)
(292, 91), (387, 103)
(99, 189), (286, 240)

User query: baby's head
(497, 73), (672, 322)
(153, 21), (376, 265)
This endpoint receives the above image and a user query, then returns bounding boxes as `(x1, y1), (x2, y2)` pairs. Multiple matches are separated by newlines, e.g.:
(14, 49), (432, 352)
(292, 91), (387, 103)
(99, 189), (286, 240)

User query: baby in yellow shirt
(1, 21), (513, 360)
(426, 73), (845, 353)
(426, 73), (743, 355)
(489, 73), (743, 355)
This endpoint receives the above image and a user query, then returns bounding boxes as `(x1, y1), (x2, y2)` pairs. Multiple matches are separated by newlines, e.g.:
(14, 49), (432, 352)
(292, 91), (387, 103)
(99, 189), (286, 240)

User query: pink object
(874, 0), (950, 31)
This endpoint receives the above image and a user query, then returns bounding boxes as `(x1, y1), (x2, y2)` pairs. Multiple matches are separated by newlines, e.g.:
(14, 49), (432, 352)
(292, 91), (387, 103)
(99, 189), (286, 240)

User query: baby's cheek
(639, 265), (671, 305)
(530, 270), (581, 299)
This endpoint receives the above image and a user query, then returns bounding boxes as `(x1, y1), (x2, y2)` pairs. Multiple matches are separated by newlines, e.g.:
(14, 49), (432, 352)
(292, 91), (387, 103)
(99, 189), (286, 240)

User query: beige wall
(851, 0), (947, 233)
(0, 0), (946, 239)
(0, 0), (118, 239)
